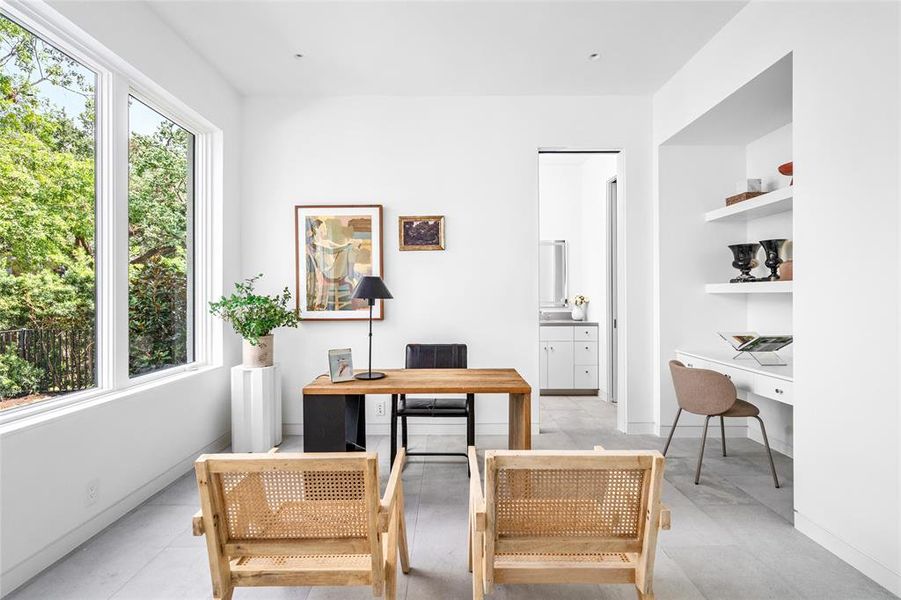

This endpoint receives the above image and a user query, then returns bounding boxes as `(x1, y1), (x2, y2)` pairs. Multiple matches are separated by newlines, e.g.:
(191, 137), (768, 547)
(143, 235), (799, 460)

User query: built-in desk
(675, 349), (793, 406)
(675, 348), (794, 456)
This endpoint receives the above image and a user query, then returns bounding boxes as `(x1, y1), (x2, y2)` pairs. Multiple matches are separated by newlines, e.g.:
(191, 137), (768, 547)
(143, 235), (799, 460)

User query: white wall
(654, 2), (900, 594)
(0, 2), (242, 595)
(241, 95), (654, 435)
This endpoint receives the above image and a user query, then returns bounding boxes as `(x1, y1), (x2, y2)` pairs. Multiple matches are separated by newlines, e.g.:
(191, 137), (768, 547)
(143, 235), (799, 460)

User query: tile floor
(8, 396), (895, 600)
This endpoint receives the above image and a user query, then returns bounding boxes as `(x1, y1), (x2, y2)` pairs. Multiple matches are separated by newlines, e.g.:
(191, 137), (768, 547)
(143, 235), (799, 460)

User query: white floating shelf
(705, 186), (793, 222)
(705, 281), (793, 294)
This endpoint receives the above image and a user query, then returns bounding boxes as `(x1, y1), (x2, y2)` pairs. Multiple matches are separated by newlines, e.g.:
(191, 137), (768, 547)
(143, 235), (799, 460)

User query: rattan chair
(467, 445), (670, 600)
(192, 449), (410, 600)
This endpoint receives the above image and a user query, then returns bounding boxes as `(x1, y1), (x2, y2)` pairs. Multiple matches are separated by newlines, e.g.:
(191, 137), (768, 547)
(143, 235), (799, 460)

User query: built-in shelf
(705, 281), (793, 294)
(705, 186), (793, 222)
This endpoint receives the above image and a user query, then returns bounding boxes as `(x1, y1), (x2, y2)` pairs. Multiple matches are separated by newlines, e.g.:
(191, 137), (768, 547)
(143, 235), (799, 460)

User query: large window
(128, 97), (194, 377)
(0, 5), (218, 419)
(0, 15), (97, 410)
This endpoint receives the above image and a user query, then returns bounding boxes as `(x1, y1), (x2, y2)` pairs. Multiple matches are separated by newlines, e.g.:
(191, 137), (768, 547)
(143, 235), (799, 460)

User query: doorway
(537, 150), (621, 424)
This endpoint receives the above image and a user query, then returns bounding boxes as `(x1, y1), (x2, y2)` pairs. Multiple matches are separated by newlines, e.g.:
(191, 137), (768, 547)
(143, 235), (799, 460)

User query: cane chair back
(194, 451), (409, 600)
(469, 447), (669, 600)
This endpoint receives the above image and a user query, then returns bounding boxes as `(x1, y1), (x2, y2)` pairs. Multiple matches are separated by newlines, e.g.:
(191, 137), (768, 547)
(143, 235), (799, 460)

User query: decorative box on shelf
(231, 364), (282, 453)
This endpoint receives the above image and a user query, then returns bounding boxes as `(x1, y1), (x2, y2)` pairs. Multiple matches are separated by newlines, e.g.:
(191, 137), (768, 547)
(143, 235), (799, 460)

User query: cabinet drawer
(574, 341), (598, 365)
(574, 365), (598, 389)
(540, 326), (574, 341)
(575, 326), (598, 341)
(720, 365), (754, 395)
(675, 353), (709, 370)
(753, 375), (793, 405)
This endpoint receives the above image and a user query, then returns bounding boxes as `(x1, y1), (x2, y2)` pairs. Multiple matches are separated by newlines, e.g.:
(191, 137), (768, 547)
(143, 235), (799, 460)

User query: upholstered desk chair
(193, 449), (410, 600)
(391, 343), (474, 468)
(665, 360), (780, 487)
(468, 446), (670, 600)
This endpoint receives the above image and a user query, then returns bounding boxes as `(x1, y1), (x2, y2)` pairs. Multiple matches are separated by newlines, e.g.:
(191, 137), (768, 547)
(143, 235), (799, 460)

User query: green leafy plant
(209, 275), (299, 345)
(0, 346), (42, 399)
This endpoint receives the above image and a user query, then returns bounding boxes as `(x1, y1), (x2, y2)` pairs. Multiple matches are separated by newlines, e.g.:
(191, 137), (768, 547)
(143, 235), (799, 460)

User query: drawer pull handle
(725, 374), (731, 380)
(775, 388), (783, 394)
(686, 363), (693, 368)
(585, 346), (589, 350)
(585, 370), (589, 374)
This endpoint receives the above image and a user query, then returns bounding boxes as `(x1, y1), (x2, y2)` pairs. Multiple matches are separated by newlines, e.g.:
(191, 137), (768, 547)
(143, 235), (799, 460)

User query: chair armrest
(468, 446), (486, 532)
(593, 444), (606, 451)
(379, 448), (406, 532)
(192, 510), (204, 536)
(659, 504), (671, 530)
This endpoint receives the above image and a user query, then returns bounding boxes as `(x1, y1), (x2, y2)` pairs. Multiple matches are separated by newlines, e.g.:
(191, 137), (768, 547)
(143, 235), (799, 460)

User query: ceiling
(147, 1), (747, 97)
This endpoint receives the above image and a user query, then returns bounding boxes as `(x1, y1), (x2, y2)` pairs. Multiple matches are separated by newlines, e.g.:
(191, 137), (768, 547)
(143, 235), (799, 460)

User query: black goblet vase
(759, 239), (788, 281)
(728, 243), (761, 283)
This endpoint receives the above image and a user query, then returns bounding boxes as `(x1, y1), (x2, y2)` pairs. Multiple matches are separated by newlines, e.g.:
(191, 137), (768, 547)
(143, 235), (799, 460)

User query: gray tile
(9, 397), (891, 600)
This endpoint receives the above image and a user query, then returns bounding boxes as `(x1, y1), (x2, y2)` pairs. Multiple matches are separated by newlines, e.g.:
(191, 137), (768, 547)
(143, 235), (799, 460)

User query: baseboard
(283, 423), (523, 436)
(794, 512), (900, 598)
(747, 427), (793, 458)
(1, 433), (230, 598)
(656, 424), (748, 438)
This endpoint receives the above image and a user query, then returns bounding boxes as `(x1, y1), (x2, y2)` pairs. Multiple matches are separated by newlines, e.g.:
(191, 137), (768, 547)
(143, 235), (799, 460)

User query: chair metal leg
(662, 408), (682, 456)
(720, 415), (727, 457)
(466, 394), (475, 478)
(754, 416), (781, 488)
(401, 416), (408, 448)
(695, 416), (712, 485)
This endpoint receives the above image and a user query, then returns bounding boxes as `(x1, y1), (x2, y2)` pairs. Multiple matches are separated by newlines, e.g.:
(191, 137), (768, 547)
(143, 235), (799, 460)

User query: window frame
(0, 0), (223, 425)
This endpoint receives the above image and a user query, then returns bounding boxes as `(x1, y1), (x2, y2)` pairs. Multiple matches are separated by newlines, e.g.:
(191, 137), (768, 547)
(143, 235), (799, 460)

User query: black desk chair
(390, 344), (474, 470)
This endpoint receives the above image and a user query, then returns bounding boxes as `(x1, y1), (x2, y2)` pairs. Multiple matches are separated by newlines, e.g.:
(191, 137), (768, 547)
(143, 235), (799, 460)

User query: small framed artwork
(328, 348), (355, 382)
(398, 215), (445, 251)
(295, 204), (384, 320)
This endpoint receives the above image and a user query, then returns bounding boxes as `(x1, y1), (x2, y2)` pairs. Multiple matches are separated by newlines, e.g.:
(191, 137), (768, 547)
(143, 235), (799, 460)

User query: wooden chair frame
(193, 448), (410, 600)
(468, 445), (670, 600)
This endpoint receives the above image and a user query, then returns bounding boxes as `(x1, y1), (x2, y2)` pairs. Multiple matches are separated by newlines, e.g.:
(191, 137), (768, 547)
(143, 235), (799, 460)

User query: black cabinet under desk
(302, 394), (367, 452)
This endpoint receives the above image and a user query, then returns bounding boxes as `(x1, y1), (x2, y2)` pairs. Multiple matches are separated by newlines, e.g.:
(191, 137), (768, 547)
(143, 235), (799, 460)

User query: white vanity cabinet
(540, 324), (599, 393)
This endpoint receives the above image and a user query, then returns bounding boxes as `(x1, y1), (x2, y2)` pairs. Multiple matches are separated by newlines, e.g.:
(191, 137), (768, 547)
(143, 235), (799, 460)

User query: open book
(718, 332), (793, 353)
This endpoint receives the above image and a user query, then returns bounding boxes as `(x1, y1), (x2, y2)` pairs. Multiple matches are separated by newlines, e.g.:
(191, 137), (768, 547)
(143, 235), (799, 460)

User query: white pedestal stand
(230, 364), (282, 453)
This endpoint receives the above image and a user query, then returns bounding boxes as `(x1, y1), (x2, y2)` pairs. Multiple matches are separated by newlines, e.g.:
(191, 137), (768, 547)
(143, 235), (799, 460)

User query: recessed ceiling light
(294, 53), (305, 59)
(588, 52), (601, 61)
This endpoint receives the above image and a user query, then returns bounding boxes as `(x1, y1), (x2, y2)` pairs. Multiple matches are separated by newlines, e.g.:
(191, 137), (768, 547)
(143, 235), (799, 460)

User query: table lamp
(352, 275), (393, 380)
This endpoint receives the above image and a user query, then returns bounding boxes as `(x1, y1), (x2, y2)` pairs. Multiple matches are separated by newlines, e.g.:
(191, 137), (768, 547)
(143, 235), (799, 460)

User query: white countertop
(676, 347), (793, 382)
(539, 321), (599, 326)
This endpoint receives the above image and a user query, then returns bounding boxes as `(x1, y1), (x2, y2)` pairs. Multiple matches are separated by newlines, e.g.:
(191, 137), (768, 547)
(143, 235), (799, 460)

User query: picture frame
(295, 204), (384, 321)
(398, 215), (445, 251)
(328, 348), (355, 382)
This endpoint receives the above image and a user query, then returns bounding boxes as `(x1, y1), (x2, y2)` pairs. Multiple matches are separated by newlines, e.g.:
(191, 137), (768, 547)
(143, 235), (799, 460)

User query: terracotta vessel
(778, 161), (793, 185)
(779, 260), (793, 281)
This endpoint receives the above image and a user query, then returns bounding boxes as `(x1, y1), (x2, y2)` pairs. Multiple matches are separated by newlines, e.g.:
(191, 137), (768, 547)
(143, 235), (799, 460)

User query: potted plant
(571, 295), (590, 321)
(209, 275), (299, 368)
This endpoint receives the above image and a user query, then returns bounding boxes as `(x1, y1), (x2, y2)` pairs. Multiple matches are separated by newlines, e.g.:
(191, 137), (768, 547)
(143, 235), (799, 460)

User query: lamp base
(354, 371), (386, 380)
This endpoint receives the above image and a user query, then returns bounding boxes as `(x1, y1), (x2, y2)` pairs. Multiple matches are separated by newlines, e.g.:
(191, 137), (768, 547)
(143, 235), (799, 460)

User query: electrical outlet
(86, 478), (99, 506)
(375, 400), (386, 417)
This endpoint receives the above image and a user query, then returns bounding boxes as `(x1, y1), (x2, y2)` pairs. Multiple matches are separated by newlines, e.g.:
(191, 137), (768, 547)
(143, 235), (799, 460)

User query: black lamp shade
(352, 276), (393, 300)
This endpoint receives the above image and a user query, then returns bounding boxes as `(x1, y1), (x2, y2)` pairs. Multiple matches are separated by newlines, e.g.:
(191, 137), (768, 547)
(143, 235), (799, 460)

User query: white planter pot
(571, 305), (586, 321)
(243, 335), (273, 368)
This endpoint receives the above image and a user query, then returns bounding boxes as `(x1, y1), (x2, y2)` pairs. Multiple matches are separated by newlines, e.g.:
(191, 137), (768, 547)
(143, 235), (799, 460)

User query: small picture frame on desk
(328, 349), (354, 383)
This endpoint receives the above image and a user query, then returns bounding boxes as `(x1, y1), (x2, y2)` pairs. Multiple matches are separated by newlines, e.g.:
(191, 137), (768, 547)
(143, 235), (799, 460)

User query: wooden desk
(302, 368), (532, 452)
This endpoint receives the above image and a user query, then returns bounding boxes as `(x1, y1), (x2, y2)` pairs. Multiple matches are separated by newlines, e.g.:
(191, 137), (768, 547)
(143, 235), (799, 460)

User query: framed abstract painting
(294, 204), (384, 320)
(398, 215), (445, 251)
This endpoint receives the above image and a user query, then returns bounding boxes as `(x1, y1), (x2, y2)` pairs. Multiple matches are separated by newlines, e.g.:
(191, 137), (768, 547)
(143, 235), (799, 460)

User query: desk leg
(508, 393), (531, 449)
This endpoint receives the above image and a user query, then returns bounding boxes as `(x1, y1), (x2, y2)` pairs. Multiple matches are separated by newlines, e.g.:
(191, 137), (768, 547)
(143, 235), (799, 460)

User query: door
(546, 342), (574, 389)
(607, 176), (618, 404)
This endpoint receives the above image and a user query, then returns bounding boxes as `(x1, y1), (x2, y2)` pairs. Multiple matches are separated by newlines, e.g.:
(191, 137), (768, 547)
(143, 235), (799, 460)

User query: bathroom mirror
(539, 240), (568, 307)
